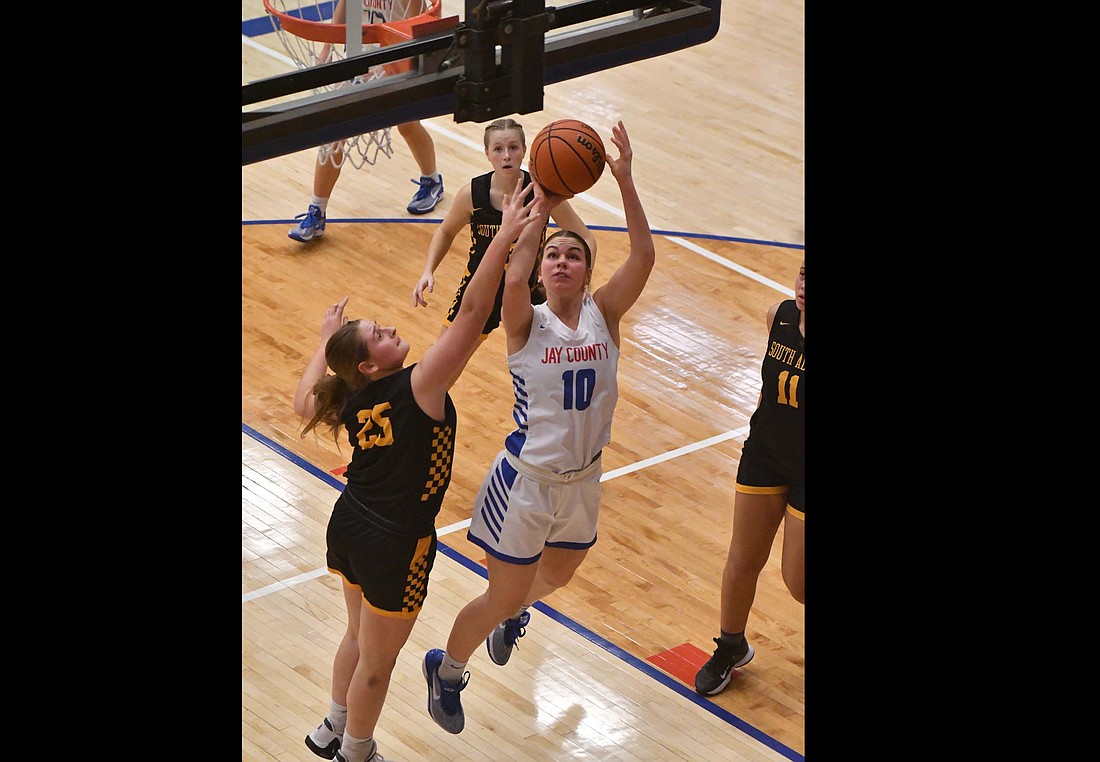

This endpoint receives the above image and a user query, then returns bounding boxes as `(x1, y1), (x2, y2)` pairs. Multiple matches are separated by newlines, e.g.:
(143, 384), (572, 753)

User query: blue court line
(243, 2), (334, 37)
(242, 14), (279, 37)
(240, 218), (804, 251)
(241, 421), (803, 762)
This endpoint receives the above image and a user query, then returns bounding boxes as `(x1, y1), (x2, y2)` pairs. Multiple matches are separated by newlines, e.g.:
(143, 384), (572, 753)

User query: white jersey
(336, 0), (427, 77)
(361, 0), (425, 24)
(503, 294), (620, 474)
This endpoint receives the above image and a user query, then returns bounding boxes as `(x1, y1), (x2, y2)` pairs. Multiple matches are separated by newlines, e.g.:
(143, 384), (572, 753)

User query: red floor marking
(647, 642), (713, 687)
(330, 465), (347, 476)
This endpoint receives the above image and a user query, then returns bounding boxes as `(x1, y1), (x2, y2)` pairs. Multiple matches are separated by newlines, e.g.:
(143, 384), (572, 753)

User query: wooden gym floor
(243, 1), (804, 759)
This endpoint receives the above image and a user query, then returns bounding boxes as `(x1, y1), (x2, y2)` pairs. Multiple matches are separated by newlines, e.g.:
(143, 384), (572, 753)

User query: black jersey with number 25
(338, 364), (456, 538)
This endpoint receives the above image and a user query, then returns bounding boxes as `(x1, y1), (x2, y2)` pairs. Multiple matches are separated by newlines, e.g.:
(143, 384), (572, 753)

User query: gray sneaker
(486, 610), (530, 666)
(288, 204), (326, 242)
(406, 175), (444, 214)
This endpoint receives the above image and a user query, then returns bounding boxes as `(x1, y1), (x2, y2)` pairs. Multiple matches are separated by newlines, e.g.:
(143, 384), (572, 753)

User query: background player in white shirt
(288, 0), (445, 243)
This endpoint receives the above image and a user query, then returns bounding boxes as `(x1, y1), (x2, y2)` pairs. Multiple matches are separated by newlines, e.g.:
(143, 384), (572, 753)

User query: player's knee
(782, 567), (805, 604)
(725, 551), (769, 583)
(538, 565), (577, 591)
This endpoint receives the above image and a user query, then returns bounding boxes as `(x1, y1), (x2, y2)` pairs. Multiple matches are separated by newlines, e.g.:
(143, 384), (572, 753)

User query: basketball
(528, 119), (606, 196)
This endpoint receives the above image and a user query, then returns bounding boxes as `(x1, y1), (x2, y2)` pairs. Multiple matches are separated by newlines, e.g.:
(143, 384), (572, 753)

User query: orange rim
(262, 0), (443, 46)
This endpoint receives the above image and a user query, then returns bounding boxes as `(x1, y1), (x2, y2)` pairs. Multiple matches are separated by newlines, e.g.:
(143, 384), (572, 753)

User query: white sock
(326, 700), (347, 734)
(308, 701), (346, 744)
(423, 171), (441, 183)
(512, 604), (530, 620)
(439, 652), (467, 683)
(311, 196), (329, 213)
(340, 732), (374, 762)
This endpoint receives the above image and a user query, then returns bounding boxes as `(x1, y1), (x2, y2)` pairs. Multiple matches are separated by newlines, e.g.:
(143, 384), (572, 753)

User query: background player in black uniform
(412, 118), (597, 337)
(292, 176), (550, 762)
(695, 257), (805, 697)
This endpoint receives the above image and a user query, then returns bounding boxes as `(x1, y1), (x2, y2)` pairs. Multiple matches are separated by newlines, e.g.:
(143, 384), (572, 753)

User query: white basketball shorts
(467, 450), (602, 564)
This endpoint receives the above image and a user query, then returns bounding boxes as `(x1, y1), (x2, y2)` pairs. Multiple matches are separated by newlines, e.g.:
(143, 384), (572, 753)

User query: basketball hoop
(262, 0), (444, 169)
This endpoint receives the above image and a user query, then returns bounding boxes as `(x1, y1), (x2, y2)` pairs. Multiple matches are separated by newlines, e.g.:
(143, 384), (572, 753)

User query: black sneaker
(694, 636), (755, 696)
(304, 717), (340, 759)
(335, 739), (385, 761)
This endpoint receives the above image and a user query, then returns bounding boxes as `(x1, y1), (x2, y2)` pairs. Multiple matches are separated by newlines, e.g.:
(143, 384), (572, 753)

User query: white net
(265, 0), (434, 168)
(312, 70), (393, 169)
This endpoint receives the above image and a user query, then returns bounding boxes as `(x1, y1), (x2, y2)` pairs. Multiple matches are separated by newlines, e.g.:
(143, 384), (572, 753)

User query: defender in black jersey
(695, 257), (805, 698)
(293, 176), (551, 762)
(413, 118), (597, 337)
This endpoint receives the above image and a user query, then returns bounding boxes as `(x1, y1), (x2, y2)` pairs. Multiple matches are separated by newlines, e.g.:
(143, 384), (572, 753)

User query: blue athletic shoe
(407, 175), (444, 214)
(486, 610), (530, 666)
(423, 648), (469, 734)
(288, 204), (326, 242)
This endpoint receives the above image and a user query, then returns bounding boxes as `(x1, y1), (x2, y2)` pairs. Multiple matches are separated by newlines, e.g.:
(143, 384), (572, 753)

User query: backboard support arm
(242, 0), (720, 166)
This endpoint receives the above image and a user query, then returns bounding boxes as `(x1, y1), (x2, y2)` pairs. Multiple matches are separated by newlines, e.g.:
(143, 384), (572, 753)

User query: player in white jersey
(423, 121), (656, 734)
